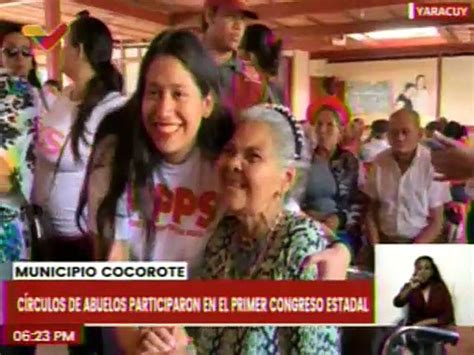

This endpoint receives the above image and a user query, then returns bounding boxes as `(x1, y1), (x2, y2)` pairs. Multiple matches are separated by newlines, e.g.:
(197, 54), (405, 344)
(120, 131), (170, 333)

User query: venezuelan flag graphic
(22, 24), (68, 51)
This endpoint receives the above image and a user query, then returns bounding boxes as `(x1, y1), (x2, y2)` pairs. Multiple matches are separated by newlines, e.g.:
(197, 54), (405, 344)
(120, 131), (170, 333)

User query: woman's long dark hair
(68, 14), (123, 161)
(414, 256), (444, 284)
(77, 29), (233, 260)
(241, 24), (282, 77)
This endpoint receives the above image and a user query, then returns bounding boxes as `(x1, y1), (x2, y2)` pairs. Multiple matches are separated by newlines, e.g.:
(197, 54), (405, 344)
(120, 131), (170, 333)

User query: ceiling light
(347, 27), (439, 41)
(347, 33), (367, 41)
(366, 27), (439, 39)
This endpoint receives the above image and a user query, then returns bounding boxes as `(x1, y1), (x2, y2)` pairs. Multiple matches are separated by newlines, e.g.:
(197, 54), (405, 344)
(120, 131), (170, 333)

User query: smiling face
(217, 120), (293, 215)
(141, 55), (214, 164)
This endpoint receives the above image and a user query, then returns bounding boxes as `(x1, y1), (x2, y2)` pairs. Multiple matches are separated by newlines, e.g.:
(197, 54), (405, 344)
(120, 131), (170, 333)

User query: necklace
(227, 211), (285, 279)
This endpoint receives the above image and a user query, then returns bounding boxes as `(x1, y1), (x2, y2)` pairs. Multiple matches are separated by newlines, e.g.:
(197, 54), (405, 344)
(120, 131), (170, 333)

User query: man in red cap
(202, 0), (266, 113)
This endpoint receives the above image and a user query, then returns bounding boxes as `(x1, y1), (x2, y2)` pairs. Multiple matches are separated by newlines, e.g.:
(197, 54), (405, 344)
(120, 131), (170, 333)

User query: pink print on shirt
(36, 122), (65, 156)
(128, 183), (218, 238)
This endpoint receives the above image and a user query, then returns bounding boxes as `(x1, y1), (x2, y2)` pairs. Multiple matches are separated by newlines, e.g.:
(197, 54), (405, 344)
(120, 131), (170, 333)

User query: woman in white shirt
(32, 13), (126, 355)
(32, 13), (126, 260)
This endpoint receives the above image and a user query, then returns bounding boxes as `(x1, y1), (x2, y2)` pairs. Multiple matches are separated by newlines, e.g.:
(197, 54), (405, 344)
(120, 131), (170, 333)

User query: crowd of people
(1, 0), (473, 354)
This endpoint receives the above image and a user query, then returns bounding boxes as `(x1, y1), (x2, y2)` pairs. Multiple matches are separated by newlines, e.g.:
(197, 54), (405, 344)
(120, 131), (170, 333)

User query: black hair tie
(76, 10), (90, 18)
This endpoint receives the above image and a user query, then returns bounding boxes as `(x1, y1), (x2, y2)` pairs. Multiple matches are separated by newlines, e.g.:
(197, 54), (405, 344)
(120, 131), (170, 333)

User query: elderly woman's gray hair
(239, 104), (311, 201)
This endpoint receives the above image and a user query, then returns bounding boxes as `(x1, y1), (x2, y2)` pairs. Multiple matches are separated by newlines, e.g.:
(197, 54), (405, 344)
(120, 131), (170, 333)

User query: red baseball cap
(205, 0), (258, 19)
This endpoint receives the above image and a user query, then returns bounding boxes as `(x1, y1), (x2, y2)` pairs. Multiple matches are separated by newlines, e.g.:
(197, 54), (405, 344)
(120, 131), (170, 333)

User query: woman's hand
(431, 134), (474, 181)
(137, 327), (189, 355)
(304, 243), (350, 280)
(323, 214), (339, 231)
(408, 275), (421, 290)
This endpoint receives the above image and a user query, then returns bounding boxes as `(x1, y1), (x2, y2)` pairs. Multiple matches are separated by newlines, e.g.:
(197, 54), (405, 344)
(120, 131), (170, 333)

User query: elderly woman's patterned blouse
(192, 211), (340, 354)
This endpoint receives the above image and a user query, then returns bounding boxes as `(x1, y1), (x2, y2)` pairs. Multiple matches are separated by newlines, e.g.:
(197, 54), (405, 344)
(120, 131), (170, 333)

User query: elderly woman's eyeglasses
(1, 46), (33, 58)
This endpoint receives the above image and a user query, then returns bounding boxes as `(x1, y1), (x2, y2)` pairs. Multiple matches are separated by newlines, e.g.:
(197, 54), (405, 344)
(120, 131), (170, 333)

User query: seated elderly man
(364, 109), (451, 251)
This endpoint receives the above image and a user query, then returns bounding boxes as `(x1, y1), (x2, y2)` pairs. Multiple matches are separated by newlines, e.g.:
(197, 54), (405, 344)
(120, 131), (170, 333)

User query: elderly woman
(302, 105), (364, 257)
(138, 104), (340, 354)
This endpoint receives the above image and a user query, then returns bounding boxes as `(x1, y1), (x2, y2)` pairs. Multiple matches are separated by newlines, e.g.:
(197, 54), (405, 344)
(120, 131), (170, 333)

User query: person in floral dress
(0, 68), (37, 262)
(191, 104), (340, 354)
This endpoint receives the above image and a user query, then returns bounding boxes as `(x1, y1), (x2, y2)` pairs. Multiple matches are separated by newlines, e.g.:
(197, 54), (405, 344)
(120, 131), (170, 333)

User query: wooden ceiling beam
(438, 27), (459, 43)
(6, 3), (157, 41)
(311, 43), (474, 61)
(0, 7), (44, 25)
(284, 37), (331, 51)
(174, 17), (472, 40)
(171, 0), (413, 25)
(73, 0), (170, 25)
(23, 2), (161, 34)
(0, 0), (41, 7)
(0, 7), (153, 42)
(275, 18), (472, 38)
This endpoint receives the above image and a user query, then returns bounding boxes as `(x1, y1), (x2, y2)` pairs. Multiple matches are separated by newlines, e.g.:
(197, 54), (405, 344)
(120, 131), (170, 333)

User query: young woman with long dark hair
(81, 29), (350, 354)
(32, 13), (125, 264)
(32, 14), (125, 354)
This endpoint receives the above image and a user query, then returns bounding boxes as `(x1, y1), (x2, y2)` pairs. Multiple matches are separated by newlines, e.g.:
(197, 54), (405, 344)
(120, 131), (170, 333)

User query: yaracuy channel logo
(408, 2), (472, 20)
(21, 23), (69, 51)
